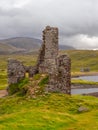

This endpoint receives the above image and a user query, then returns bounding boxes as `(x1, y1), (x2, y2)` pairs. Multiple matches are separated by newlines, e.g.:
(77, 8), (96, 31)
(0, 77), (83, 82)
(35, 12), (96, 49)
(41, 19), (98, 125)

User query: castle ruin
(7, 26), (71, 95)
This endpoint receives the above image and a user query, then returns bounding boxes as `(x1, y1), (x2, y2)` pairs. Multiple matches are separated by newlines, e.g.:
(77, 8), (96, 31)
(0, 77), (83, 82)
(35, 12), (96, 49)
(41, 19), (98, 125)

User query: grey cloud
(0, 0), (98, 49)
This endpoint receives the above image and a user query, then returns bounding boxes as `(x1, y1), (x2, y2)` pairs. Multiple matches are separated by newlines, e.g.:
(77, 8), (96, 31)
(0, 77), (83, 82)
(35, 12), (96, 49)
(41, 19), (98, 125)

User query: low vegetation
(61, 50), (98, 72)
(8, 78), (29, 95)
(0, 50), (98, 129)
(0, 94), (98, 129)
(6, 73), (49, 98)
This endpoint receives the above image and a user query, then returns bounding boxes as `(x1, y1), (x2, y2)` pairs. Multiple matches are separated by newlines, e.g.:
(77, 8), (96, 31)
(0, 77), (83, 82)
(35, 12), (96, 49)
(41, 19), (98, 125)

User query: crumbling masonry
(8, 59), (25, 85)
(7, 26), (71, 95)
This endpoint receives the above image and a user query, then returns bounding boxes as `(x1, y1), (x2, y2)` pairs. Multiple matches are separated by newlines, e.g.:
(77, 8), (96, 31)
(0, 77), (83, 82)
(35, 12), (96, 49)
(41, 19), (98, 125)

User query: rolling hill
(59, 44), (75, 50)
(0, 37), (41, 50)
(0, 37), (75, 54)
(0, 42), (24, 54)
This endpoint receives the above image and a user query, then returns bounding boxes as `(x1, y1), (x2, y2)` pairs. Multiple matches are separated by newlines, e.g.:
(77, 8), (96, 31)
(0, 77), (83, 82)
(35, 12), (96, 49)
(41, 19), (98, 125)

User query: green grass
(8, 78), (29, 95)
(38, 75), (49, 87)
(61, 50), (98, 72)
(1, 51), (98, 129)
(0, 72), (7, 90)
(72, 79), (98, 85)
(7, 74), (49, 97)
(0, 94), (98, 130)
(33, 74), (42, 80)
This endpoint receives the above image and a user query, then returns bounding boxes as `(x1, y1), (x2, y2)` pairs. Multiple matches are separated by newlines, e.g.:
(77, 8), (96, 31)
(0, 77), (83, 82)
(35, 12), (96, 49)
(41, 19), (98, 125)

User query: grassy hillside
(0, 37), (41, 51)
(0, 42), (22, 54)
(0, 37), (75, 54)
(0, 94), (98, 130)
(61, 50), (98, 72)
(59, 44), (75, 50)
(0, 50), (98, 129)
(1, 50), (98, 90)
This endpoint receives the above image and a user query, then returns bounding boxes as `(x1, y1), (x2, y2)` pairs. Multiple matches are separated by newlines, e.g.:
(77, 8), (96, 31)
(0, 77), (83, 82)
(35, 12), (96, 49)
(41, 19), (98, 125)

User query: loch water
(71, 75), (98, 94)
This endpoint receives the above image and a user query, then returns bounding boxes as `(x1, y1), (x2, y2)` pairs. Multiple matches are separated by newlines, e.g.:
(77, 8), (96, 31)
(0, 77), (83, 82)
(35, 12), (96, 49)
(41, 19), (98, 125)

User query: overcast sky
(0, 0), (98, 49)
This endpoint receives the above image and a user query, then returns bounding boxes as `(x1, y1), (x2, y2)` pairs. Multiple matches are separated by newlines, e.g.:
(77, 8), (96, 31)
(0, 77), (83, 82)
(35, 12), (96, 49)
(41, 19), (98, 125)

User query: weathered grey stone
(7, 26), (71, 95)
(37, 26), (71, 94)
(25, 66), (38, 77)
(78, 106), (89, 112)
(7, 59), (25, 85)
(56, 54), (71, 94)
(46, 54), (71, 94)
(38, 26), (58, 73)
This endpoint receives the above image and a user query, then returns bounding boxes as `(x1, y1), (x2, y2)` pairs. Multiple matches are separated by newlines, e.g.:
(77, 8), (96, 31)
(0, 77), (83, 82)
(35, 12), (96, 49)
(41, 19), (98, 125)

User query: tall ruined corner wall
(46, 54), (71, 94)
(7, 59), (25, 85)
(37, 26), (71, 94)
(38, 26), (58, 73)
(36, 43), (45, 73)
(56, 54), (71, 94)
(44, 26), (58, 59)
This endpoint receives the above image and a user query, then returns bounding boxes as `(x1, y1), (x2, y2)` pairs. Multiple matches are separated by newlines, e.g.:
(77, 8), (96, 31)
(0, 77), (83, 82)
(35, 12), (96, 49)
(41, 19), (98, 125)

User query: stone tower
(37, 26), (71, 94)
(38, 26), (58, 73)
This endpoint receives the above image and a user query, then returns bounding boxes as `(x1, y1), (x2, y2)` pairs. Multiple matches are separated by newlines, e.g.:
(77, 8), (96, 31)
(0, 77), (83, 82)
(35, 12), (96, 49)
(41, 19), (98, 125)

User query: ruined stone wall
(7, 26), (71, 95)
(25, 66), (38, 77)
(56, 54), (71, 94)
(38, 26), (58, 73)
(36, 26), (71, 94)
(36, 43), (45, 73)
(7, 59), (25, 85)
(46, 54), (71, 94)
(44, 26), (58, 59)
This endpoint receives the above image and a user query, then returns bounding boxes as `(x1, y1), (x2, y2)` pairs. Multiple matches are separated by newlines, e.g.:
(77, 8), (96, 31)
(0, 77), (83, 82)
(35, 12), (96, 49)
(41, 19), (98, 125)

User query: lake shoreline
(83, 92), (98, 97)
(72, 72), (98, 78)
(71, 84), (98, 89)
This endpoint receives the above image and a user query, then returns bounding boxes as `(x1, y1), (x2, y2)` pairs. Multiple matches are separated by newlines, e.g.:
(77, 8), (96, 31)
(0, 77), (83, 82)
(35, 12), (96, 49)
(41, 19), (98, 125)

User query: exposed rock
(78, 106), (89, 113)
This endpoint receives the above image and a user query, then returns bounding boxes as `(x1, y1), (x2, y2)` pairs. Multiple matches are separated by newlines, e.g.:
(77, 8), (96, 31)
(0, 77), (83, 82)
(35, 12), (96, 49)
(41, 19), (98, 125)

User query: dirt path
(0, 90), (8, 98)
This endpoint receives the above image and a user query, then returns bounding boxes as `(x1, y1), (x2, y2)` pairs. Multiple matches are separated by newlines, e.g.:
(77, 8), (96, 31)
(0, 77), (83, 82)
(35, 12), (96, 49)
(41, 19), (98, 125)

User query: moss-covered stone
(8, 78), (29, 95)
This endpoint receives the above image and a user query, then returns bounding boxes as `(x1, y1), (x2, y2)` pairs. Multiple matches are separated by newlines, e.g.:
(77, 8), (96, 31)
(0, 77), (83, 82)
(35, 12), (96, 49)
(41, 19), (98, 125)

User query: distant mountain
(0, 42), (24, 54)
(0, 37), (41, 51)
(59, 45), (75, 50)
(0, 37), (75, 54)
